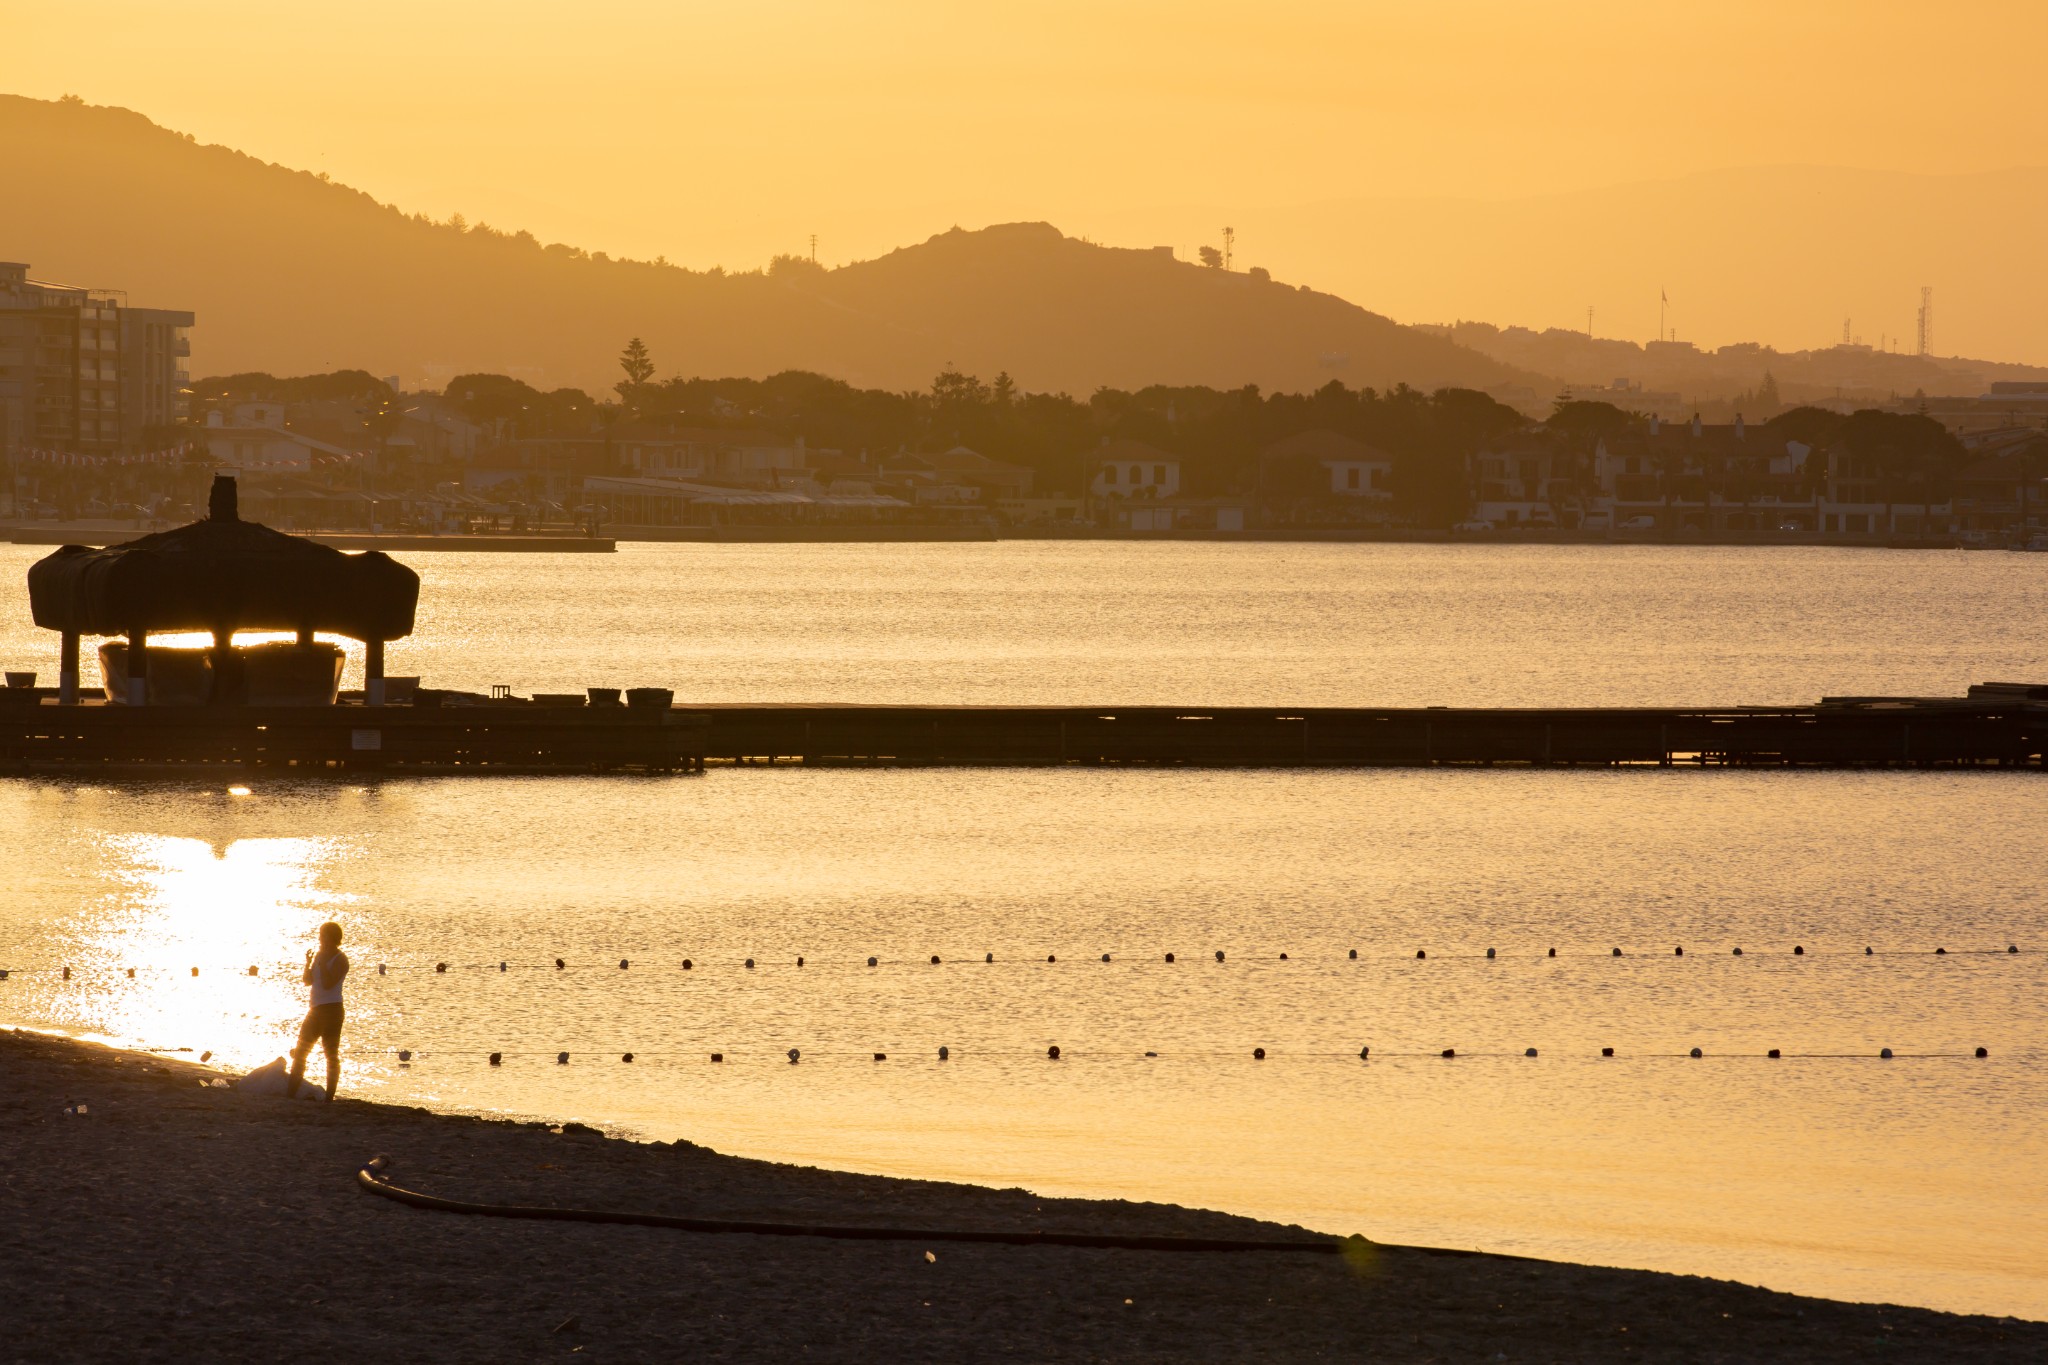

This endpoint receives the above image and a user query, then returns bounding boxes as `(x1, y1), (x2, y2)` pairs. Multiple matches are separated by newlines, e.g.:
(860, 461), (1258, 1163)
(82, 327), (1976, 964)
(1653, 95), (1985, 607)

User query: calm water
(1, 543), (2044, 1319)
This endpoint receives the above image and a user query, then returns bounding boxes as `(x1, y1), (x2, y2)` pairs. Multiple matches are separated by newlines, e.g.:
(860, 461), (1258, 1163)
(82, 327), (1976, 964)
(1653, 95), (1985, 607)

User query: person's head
(318, 921), (343, 949)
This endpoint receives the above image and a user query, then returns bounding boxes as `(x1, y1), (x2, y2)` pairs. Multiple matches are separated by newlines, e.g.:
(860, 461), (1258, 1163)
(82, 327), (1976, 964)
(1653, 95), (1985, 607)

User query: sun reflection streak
(68, 832), (357, 1068)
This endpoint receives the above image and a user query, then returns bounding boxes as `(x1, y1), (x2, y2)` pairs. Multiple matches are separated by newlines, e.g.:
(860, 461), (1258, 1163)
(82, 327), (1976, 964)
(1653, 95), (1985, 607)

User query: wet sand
(2, 1029), (2040, 1363)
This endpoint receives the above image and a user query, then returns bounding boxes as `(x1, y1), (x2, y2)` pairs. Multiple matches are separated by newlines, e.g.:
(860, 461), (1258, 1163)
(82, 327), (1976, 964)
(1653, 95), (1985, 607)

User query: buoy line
(354, 1156), (1343, 1253)
(1, 943), (2028, 981)
(365, 1045), (1994, 1064)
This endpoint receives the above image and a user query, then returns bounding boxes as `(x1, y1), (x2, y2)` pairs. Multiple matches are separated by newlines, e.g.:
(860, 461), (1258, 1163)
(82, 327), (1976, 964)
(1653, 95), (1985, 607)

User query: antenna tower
(1586, 306), (1594, 339)
(1222, 226), (1234, 272)
(1842, 318), (1851, 346)
(809, 234), (818, 263)
(1916, 286), (1933, 357)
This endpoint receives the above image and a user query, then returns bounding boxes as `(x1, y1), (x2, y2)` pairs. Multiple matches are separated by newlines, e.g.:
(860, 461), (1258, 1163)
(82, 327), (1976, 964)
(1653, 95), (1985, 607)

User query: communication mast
(1842, 318), (1852, 346)
(1222, 226), (1234, 272)
(1916, 286), (1933, 357)
(1586, 305), (1594, 339)
(809, 233), (818, 264)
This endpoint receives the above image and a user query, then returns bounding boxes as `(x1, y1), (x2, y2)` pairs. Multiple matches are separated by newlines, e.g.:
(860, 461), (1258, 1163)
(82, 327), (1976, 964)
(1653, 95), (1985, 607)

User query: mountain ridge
(0, 94), (1540, 400)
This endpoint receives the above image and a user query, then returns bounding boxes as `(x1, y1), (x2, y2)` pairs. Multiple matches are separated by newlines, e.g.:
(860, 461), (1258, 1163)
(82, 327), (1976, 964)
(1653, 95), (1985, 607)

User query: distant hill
(0, 94), (1541, 400)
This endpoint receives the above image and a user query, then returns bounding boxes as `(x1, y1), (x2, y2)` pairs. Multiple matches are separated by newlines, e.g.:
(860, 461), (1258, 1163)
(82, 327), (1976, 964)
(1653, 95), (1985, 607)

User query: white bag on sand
(235, 1057), (328, 1100)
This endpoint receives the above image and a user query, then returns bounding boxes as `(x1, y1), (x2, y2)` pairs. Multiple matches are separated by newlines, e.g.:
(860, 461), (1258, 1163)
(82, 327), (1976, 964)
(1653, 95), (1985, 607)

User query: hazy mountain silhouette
(0, 94), (1538, 398)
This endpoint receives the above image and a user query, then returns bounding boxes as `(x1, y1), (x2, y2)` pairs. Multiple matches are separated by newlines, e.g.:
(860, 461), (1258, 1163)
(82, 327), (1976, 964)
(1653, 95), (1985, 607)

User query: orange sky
(8, 1), (2047, 356)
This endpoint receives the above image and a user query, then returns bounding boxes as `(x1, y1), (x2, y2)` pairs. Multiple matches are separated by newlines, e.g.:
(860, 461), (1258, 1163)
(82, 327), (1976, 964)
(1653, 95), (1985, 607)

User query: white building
(202, 404), (362, 472)
(1090, 439), (1181, 499)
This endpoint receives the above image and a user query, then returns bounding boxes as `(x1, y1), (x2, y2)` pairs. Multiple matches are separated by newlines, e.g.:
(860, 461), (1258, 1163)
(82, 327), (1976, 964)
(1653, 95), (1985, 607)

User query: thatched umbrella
(26, 475), (419, 704)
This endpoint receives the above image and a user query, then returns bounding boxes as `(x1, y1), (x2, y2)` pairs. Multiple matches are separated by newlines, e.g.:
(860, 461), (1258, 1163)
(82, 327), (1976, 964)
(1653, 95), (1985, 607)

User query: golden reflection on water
(74, 830), (353, 1068)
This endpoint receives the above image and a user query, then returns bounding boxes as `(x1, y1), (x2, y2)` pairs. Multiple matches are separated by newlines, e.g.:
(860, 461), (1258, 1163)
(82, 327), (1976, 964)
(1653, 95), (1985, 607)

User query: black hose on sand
(356, 1157), (1344, 1254)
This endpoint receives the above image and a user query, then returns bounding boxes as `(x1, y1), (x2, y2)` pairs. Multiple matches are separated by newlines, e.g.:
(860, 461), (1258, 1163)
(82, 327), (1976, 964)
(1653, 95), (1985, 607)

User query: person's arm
(302, 949), (316, 986)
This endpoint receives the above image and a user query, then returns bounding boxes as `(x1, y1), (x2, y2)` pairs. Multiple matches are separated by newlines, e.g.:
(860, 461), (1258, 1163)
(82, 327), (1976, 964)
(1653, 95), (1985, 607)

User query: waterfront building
(1089, 438), (1181, 501)
(0, 261), (193, 458)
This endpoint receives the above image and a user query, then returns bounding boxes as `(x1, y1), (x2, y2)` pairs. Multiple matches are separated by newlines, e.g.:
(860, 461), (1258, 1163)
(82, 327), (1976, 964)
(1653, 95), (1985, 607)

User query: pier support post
(58, 632), (79, 705)
(126, 627), (147, 707)
(365, 638), (385, 707)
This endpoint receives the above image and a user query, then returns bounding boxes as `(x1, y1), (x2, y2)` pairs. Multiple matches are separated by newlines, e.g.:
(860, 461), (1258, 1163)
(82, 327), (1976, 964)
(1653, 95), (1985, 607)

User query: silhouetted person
(287, 922), (349, 1100)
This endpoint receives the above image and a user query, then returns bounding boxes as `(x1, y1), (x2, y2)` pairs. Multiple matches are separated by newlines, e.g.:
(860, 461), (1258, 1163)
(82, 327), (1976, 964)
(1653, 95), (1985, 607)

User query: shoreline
(2, 1028), (2041, 1362)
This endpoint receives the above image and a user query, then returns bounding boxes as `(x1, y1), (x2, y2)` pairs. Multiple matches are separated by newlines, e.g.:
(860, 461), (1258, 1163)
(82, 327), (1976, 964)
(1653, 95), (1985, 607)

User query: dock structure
(0, 697), (705, 774)
(686, 691), (2047, 769)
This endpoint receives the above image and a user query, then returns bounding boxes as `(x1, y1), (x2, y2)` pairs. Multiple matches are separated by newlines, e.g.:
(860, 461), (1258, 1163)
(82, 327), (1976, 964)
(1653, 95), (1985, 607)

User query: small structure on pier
(26, 475), (419, 706)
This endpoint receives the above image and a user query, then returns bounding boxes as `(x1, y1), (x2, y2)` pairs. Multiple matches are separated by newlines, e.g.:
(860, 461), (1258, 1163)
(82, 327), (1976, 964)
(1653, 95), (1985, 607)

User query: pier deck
(1, 692), (2038, 774)
(0, 697), (704, 774)
(688, 696), (2047, 769)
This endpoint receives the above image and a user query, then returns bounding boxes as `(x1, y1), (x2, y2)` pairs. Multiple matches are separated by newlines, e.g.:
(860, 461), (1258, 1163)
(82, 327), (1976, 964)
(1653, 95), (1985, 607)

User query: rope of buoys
(6, 944), (2031, 982)
(361, 1044), (1998, 1064)
(354, 1157), (1344, 1253)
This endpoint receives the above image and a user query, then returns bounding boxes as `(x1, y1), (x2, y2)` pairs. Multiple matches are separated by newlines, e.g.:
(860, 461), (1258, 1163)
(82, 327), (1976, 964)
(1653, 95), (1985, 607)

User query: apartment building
(0, 262), (193, 457)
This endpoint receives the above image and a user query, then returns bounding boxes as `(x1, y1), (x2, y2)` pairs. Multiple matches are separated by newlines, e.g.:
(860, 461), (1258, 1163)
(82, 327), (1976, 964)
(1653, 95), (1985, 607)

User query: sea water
(1, 542), (2043, 1318)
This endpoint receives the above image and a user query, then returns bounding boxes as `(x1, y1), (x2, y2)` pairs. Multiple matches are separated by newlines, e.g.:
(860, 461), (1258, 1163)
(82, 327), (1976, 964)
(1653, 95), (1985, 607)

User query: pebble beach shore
(2, 1028), (2041, 1363)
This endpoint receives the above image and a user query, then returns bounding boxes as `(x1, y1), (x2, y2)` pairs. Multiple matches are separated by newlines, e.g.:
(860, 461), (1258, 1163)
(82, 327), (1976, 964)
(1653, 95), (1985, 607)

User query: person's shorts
(297, 1003), (345, 1055)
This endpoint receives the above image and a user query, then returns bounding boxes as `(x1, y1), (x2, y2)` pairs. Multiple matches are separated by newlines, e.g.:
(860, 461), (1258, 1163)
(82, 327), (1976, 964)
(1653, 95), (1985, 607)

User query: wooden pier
(0, 696), (705, 774)
(686, 689), (2048, 769)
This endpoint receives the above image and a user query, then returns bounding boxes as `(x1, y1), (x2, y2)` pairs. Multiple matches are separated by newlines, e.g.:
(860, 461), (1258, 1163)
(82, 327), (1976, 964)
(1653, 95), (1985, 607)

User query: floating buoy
(1525, 1047), (1538, 1057)
(710, 1053), (723, 1063)
(1145, 1050), (1158, 1058)
(873, 1053), (886, 1062)
(744, 958), (755, 969)
(1976, 1047), (1988, 1058)
(1278, 953), (1288, 961)
(126, 968), (134, 979)
(1611, 948), (1622, 957)
(619, 959), (629, 970)
(190, 967), (199, 977)
(1214, 950), (1224, 962)
(1416, 950), (1426, 960)
(1863, 946), (1873, 956)
(1690, 1047), (1703, 1058)
(1733, 948), (1743, 956)
(867, 957), (877, 967)
(1253, 1047), (1266, 1059)
(1935, 947), (1947, 956)
(1358, 1046), (1370, 1059)
(489, 1053), (502, 1066)
(983, 953), (992, 963)
(1441, 1048), (1456, 1059)
(435, 963), (447, 974)
(1601, 1047), (1614, 1057)
(1673, 946), (1682, 957)
(499, 962), (507, 972)
(787, 1048), (800, 1064)
(397, 1050), (412, 1062)
(1793, 945), (1804, 956)
(1047, 1045), (1061, 1060)
(938, 1047), (949, 1060)
(556, 958), (565, 970)
(930, 955), (941, 965)
(1546, 947), (1556, 957)
(247, 965), (258, 976)
(797, 956), (805, 967)
(378, 963), (387, 975)
(682, 959), (693, 970)
(1102, 953), (1112, 963)
(2009, 945), (2019, 955)
(622, 1053), (634, 1063)
(557, 1052), (569, 1065)
(1879, 1048), (1893, 1059)
(1165, 952), (1175, 963)
(1047, 954), (1056, 963)
(1485, 948), (1495, 959)
(1768, 1049), (1781, 1058)
(1348, 949), (1357, 959)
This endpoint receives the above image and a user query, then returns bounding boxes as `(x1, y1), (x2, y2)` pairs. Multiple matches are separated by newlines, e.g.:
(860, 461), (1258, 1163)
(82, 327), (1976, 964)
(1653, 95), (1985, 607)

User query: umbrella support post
(126, 627), (147, 707)
(58, 632), (78, 705)
(365, 639), (385, 707)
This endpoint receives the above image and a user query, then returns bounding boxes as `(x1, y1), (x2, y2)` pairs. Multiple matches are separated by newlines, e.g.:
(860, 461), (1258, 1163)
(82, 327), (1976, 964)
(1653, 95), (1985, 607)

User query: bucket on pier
(626, 687), (674, 709)
(587, 688), (622, 707)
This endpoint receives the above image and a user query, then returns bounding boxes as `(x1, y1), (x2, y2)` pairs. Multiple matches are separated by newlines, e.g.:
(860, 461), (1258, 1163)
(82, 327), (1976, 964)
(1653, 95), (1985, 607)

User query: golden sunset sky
(8, 1), (2047, 358)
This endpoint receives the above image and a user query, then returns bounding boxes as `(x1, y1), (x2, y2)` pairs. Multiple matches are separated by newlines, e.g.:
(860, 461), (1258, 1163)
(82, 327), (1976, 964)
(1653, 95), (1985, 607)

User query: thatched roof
(26, 476), (418, 640)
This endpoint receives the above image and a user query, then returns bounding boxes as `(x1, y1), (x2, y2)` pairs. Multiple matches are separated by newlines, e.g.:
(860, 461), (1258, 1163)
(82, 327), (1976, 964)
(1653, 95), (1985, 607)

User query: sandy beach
(0, 1029), (2039, 1363)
